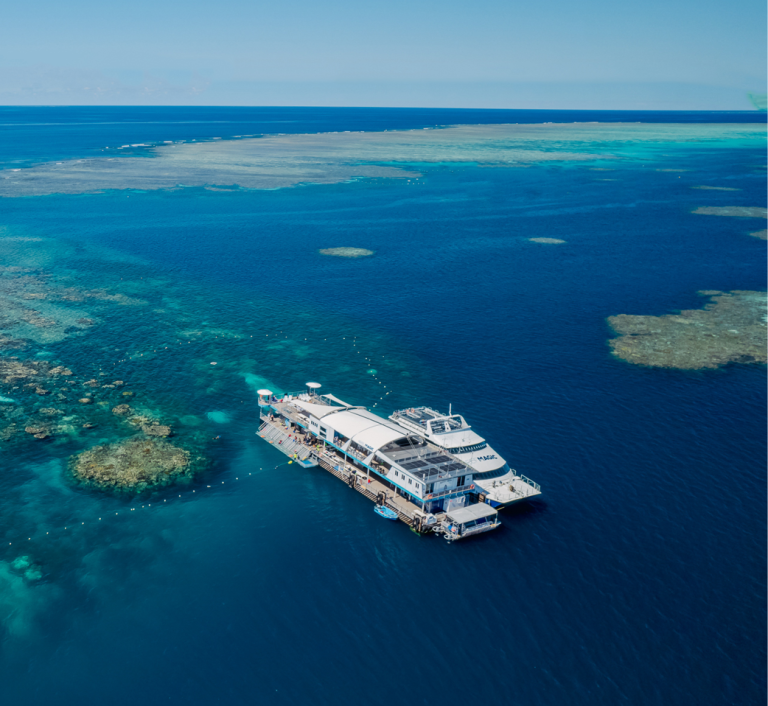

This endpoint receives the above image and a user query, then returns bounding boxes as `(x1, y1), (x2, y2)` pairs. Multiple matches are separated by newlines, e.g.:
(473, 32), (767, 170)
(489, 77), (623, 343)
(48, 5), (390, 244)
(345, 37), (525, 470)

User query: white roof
(324, 408), (408, 451)
(446, 503), (498, 523)
(290, 400), (345, 419)
(306, 382), (322, 389)
(324, 409), (381, 439)
(322, 393), (354, 407)
(354, 425), (405, 452)
(257, 389), (273, 396)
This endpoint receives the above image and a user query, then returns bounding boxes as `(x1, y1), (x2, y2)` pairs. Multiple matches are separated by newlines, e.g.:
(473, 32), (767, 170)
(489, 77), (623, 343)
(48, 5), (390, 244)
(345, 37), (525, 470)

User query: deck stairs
(258, 422), (313, 463)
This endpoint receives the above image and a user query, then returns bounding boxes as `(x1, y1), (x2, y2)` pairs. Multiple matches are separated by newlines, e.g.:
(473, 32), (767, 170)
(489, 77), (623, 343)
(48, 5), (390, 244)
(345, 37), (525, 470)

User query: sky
(1, 0), (766, 109)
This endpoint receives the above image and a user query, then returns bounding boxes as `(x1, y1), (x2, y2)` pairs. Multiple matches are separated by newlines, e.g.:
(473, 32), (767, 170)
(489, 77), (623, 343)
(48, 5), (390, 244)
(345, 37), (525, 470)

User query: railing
(425, 481), (475, 502)
(461, 521), (500, 537)
(519, 474), (541, 492)
(260, 391), (325, 406)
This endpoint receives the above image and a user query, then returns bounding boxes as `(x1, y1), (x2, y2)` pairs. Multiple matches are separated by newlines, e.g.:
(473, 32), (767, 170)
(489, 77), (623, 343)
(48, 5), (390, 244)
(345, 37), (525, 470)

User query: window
(447, 442), (487, 454)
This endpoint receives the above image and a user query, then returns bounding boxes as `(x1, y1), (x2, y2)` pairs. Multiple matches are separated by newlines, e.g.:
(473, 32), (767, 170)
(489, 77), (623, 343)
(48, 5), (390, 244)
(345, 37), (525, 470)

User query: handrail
(426, 481), (476, 501)
(520, 474), (541, 491)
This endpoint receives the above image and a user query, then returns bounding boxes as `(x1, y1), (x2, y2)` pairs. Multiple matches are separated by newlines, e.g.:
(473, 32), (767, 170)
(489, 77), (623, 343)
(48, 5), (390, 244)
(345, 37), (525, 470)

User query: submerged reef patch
(607, 290), (767, 370)
(691, 186), (740, 191)
(528, 238), (566, 244)
(749, 229), (767, 240)
(69, 437), (194, 493)
(0, 558), (57, 641)
(319, 247), (375, 258)
(207, 411), (230, 424)
(693, 206), (767, 219)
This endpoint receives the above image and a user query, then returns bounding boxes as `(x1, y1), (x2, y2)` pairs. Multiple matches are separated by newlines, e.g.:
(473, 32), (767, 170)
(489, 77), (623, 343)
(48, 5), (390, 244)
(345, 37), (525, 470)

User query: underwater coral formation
(69, 437), (192, 492)
(319, 247), (375, 258)
(693, 206), (767, 219)
(608, 290), (767, 370)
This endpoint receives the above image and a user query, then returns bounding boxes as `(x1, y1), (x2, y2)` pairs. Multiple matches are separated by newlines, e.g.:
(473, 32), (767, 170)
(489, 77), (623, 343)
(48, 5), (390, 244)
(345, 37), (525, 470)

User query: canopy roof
(321, 393), (354, 407)
(324, 408), (408, 451)
(290, 400), (345, 419)
(445, 504), (498, 523)
(354, 425), (406, 452)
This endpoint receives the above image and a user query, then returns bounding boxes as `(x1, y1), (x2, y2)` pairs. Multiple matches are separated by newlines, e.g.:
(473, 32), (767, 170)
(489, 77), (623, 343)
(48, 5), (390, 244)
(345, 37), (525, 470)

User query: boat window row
(392, 470), (421, 491)
(446, 442), (487, 454)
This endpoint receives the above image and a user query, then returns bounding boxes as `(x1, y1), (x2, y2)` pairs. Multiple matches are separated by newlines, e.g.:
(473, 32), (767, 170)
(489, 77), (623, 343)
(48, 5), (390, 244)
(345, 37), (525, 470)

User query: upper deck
(391, 407), (466, 434)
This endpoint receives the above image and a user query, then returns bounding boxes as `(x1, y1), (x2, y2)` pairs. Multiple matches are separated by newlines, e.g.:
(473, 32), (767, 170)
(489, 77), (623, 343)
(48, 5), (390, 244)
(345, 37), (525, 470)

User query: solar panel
(428, 455), (451, 465)
(401, 459), (428, 470)
(441, 462), (465, 472)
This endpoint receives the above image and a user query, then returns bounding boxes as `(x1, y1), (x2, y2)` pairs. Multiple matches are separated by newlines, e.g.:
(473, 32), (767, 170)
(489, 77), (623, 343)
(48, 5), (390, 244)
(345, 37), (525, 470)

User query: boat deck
(480, 475), (542, 505)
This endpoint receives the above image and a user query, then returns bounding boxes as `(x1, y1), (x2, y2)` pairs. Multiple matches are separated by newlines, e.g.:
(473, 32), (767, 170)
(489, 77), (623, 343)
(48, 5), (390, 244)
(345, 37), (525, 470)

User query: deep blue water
(0, 108), (765, 706)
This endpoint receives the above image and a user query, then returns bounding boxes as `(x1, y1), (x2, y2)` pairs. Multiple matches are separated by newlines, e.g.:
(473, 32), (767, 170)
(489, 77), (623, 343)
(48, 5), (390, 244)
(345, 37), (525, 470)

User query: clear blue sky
(1, 0), (765, 108)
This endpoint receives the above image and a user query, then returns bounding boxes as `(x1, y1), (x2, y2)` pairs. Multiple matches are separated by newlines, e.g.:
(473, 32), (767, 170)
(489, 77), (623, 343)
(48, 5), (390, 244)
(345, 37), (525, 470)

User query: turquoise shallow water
(0, 108), (766, 706)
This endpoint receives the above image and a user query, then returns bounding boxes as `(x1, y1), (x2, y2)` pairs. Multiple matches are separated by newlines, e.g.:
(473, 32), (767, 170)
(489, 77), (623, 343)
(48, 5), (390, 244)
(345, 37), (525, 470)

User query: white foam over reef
(242, 372), (283, 396)
(1, 123), (763, 198)
(206, 411), (230, 424)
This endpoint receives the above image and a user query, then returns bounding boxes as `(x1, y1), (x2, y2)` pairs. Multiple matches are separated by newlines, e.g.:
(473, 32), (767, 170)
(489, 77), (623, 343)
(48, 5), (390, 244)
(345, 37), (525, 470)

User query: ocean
(0, 107), (765, 705)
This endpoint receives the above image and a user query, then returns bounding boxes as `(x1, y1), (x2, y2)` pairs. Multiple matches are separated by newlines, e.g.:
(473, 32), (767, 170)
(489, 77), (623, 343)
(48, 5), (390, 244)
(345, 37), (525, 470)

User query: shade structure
(306, 382), (322, 389)
(257, 389), (273, 396)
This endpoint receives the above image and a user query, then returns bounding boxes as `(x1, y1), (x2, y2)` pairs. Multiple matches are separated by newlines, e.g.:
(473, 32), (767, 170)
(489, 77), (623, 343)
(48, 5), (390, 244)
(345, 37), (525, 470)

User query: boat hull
(374, 506), (398, 520)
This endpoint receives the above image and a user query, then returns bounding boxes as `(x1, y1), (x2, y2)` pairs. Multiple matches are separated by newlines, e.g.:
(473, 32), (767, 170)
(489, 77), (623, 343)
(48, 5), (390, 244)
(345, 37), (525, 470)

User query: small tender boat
(374, 506), (398, 520)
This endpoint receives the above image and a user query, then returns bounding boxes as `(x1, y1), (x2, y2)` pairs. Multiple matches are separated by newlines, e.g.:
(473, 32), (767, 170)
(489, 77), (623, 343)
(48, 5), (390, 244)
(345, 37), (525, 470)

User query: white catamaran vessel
(389, 406), (541, 508)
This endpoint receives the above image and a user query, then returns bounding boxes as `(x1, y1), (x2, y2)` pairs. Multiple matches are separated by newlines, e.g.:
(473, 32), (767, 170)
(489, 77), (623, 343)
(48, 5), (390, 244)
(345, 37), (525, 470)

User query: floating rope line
(102, 329), (396, 407)
(4, 460), (297, 551)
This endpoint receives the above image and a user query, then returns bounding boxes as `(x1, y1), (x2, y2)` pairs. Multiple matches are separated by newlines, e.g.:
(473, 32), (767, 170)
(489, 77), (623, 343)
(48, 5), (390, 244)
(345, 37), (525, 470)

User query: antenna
(449, 403), (451, 416)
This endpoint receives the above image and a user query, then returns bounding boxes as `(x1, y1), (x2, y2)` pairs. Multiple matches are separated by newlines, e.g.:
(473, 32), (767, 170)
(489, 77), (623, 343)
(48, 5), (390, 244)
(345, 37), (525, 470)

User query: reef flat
(319, 247), (374, 258)
(1, 122), (764, 198)
(529, 238), (566, 244)
(693, 206), (767, 219)
(750, 229), (767, 240)
(608, 290), (767, 370)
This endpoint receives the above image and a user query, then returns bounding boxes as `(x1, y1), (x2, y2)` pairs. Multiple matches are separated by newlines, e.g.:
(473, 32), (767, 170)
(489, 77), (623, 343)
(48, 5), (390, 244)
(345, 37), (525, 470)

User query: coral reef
(10, 556), (43, 582)
(319, 247), (375, 258)
(693, 206), (767, 219)
(69, 437), (193, 492)
(749, 229), (767, 240)
(608, 290), (767, 370)
(529, 238), (566, 244)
